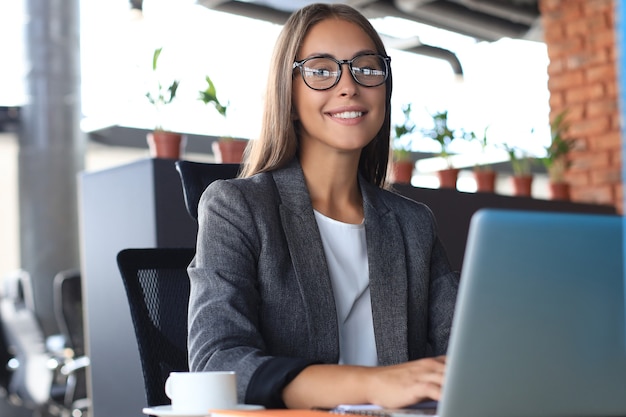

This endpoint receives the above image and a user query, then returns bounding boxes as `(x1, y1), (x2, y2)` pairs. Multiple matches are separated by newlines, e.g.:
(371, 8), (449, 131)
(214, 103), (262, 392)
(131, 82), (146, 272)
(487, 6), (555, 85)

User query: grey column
(19, 0), (84, 337)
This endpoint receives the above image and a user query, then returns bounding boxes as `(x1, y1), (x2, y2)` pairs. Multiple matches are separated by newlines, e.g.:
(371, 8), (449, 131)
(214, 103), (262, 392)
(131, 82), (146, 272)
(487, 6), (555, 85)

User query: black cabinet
(392, 184), (616, 271)
(79, 158), (196, 417)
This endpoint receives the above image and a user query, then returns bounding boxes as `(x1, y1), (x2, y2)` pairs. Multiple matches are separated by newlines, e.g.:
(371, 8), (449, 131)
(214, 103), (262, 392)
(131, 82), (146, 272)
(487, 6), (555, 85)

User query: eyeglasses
(292, 53), (391, 91)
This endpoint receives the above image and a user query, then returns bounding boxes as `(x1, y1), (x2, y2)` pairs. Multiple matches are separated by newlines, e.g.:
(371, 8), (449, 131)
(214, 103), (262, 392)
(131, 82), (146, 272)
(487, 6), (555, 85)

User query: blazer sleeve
(187, 179), (317, 408)
(424, 208), (460, 355)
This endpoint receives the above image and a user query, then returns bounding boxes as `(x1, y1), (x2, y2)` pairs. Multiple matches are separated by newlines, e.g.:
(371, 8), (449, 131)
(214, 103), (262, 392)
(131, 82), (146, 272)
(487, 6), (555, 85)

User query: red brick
(564, 83), (605, 104)
(565, 170), (590, 186)
(589, 30), (616, 49)
(565, 19), (590, 36)
(549, 91), (565, 108)
(569, 150), (611, 169)
(585, 63), (616, 82)
(548, 70), (585, 90)
(583, 0), (614, 15)
(591, 167), (622, 184)
(588, 130), (622, 150)
(569, 50), (610, 70)
(605, 81), (618, 98)
(610, 114), (621, 130)
(547, 57), (566, 74)
(586, 98), (618, 117)
(572, 184), (614, 204)
(539, 0), (561, 13)
(542, 23), (566, 43)
(557, 103), (585, 121)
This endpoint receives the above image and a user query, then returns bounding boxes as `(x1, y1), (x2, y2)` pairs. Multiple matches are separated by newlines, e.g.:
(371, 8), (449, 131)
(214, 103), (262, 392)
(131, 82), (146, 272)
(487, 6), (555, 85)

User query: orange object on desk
(211, 410), (329, 417)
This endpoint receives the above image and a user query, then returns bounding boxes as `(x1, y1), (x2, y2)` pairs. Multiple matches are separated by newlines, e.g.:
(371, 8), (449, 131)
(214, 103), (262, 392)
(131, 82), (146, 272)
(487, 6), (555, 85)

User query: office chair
(174, 160), (240, 221)
(51, 269), (90, 416)
(117, 247), (196, 407)
(0, 269), (54, 412)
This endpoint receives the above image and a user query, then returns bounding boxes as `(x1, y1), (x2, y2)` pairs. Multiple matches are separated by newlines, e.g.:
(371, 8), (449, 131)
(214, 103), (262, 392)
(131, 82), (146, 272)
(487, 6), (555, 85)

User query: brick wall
(539, 0), (622, 213)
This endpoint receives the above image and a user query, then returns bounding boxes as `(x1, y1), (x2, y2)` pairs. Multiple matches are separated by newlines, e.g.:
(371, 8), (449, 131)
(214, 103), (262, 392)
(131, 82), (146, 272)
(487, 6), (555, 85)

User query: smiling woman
(187, 3), (459, 410)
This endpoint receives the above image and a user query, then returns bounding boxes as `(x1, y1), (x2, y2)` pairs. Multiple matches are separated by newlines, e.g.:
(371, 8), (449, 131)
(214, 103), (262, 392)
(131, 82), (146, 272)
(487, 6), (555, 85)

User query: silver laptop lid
(439, 209), (626, 417)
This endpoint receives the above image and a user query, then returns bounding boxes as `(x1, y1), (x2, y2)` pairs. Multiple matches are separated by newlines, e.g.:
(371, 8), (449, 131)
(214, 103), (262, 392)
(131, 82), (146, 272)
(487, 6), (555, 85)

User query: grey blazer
(187, 159), (459, 407)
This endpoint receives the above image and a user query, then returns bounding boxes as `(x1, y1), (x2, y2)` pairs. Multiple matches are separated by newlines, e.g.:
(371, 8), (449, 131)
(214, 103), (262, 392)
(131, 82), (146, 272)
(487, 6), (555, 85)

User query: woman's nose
(336, 66), (358, 96)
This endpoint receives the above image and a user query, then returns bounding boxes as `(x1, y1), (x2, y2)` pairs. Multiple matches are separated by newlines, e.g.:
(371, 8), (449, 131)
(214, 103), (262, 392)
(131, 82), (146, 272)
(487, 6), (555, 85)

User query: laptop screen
(439, 209), (626, 417)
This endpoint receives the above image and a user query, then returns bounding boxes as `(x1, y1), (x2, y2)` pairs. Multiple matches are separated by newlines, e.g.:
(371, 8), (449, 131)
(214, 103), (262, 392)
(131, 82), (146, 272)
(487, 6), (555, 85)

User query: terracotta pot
(147, 131), (185, 160)
(212, 139), (248, 163)
(512, 175), (533, 197)
(549, 182), (570, 200)
(473, 169), (496, 193)
(437, 168), (460, 189)
(391, 160), (414, 184)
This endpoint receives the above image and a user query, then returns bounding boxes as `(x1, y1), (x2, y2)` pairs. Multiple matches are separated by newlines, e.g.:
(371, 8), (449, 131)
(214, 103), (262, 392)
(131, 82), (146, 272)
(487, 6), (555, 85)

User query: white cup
(165, 371), (237, 413)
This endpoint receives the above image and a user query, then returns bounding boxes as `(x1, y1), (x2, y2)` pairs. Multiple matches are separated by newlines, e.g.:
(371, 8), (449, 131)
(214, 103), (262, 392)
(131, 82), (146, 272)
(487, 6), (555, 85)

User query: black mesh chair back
(117, 247), (196, 407)
(175, 160), (240, 221)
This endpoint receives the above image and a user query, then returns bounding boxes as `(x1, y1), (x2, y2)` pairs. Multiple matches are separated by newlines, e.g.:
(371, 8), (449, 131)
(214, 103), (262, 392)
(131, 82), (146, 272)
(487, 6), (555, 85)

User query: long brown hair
(240, 3), (393, 187)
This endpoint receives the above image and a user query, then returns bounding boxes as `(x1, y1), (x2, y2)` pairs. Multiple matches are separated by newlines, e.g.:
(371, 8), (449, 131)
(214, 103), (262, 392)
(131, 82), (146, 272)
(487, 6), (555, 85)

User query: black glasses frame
(292, 53), (391, 91)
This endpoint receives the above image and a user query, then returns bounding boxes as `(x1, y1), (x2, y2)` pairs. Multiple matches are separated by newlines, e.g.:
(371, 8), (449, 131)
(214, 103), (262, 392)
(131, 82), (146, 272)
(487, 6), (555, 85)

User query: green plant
(422, 110), (473, 168)
(502, 143), (534, 177)
(145, 47), (180, 132)
(392, 103), (416, 162)
(472, 126), (492, 171)
(198, 75), (229, 117)
(198, 75), (233, 140)
(540, 109), (574, 183)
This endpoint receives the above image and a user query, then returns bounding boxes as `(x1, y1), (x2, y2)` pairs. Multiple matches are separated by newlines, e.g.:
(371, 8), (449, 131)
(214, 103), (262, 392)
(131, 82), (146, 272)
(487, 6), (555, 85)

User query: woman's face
(293, 18), (386, 158)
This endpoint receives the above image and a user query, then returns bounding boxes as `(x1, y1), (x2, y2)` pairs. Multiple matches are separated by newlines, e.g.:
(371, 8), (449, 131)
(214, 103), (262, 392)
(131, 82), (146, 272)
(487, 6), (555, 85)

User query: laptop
(438, 208), (626, 417)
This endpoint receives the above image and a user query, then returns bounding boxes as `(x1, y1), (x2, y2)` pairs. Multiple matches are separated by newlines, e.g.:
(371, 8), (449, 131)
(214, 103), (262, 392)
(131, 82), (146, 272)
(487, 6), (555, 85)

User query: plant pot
(437, 168), (460, 189)
(549, 182), (570, 200)
(212, 139), (248, 163)
(391, 160), (414, 184)
(473, 169), (496, 193)
(147, 131), (185, 160)
(512, 175), (533, 197)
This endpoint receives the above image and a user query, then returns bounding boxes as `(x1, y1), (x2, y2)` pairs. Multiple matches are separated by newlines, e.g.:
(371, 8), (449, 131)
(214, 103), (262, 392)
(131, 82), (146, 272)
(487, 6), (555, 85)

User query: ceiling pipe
(380, 34), (463, 75)
(392, 0), (533, 41)
(449, 0), (539, 25)
(198, 0), (464, 74)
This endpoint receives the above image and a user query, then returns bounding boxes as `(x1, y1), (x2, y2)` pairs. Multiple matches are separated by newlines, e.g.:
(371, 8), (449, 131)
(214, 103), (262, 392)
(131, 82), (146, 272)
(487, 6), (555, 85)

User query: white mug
(165, 371), (237, 413)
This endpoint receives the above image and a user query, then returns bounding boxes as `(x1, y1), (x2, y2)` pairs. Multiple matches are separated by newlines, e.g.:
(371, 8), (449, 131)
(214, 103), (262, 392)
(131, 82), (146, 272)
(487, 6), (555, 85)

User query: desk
(79, 159), (616, 417)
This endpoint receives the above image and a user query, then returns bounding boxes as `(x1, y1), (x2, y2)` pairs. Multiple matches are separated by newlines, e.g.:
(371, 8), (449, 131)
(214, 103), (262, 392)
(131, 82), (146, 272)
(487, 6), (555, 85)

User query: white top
(313, 210), (378, 366)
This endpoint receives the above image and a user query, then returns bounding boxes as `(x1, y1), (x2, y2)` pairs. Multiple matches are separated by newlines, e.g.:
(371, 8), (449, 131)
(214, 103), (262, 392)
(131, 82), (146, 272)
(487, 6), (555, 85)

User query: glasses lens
(301, 57), (339, 90)
(351, 55), (387, 87)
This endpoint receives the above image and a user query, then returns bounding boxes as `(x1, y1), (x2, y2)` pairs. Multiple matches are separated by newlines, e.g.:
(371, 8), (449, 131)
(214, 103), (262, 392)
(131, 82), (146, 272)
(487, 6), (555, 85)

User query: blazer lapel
(361, 181), (410, 365)
(272, 162), (340, 361)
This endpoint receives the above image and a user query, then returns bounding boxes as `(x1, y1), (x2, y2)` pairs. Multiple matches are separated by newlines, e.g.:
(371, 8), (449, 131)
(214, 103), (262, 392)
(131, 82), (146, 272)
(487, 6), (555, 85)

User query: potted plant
(145, 47), (183, 159)
(390, 104), (416, 184)
(422, 110), (472, 189)
(198, 76), (247, 163)
(503, 143), (535, 197)
(472, 126), (496, 193)
(540, 109), (574, 200)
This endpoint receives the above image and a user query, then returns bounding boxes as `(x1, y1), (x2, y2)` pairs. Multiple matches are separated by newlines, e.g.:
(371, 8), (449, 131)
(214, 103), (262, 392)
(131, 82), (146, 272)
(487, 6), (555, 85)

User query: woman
(187, 3), (459, 410)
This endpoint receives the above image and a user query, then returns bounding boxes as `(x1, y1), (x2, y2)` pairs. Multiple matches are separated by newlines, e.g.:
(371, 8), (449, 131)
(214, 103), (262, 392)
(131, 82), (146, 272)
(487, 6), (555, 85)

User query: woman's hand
(282, 356), (447, 410)
(364, 356), (447, 408)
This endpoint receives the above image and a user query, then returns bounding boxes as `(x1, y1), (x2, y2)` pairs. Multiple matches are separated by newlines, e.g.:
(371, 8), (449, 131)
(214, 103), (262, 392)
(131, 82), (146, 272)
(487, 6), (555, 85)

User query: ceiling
(196, 0), (542, 42)
(191, 0), (542, 75)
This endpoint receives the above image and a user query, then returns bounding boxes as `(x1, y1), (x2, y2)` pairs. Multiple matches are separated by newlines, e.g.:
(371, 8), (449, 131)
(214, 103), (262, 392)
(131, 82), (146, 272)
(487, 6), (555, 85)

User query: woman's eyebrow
(298, 49), (378, 60)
